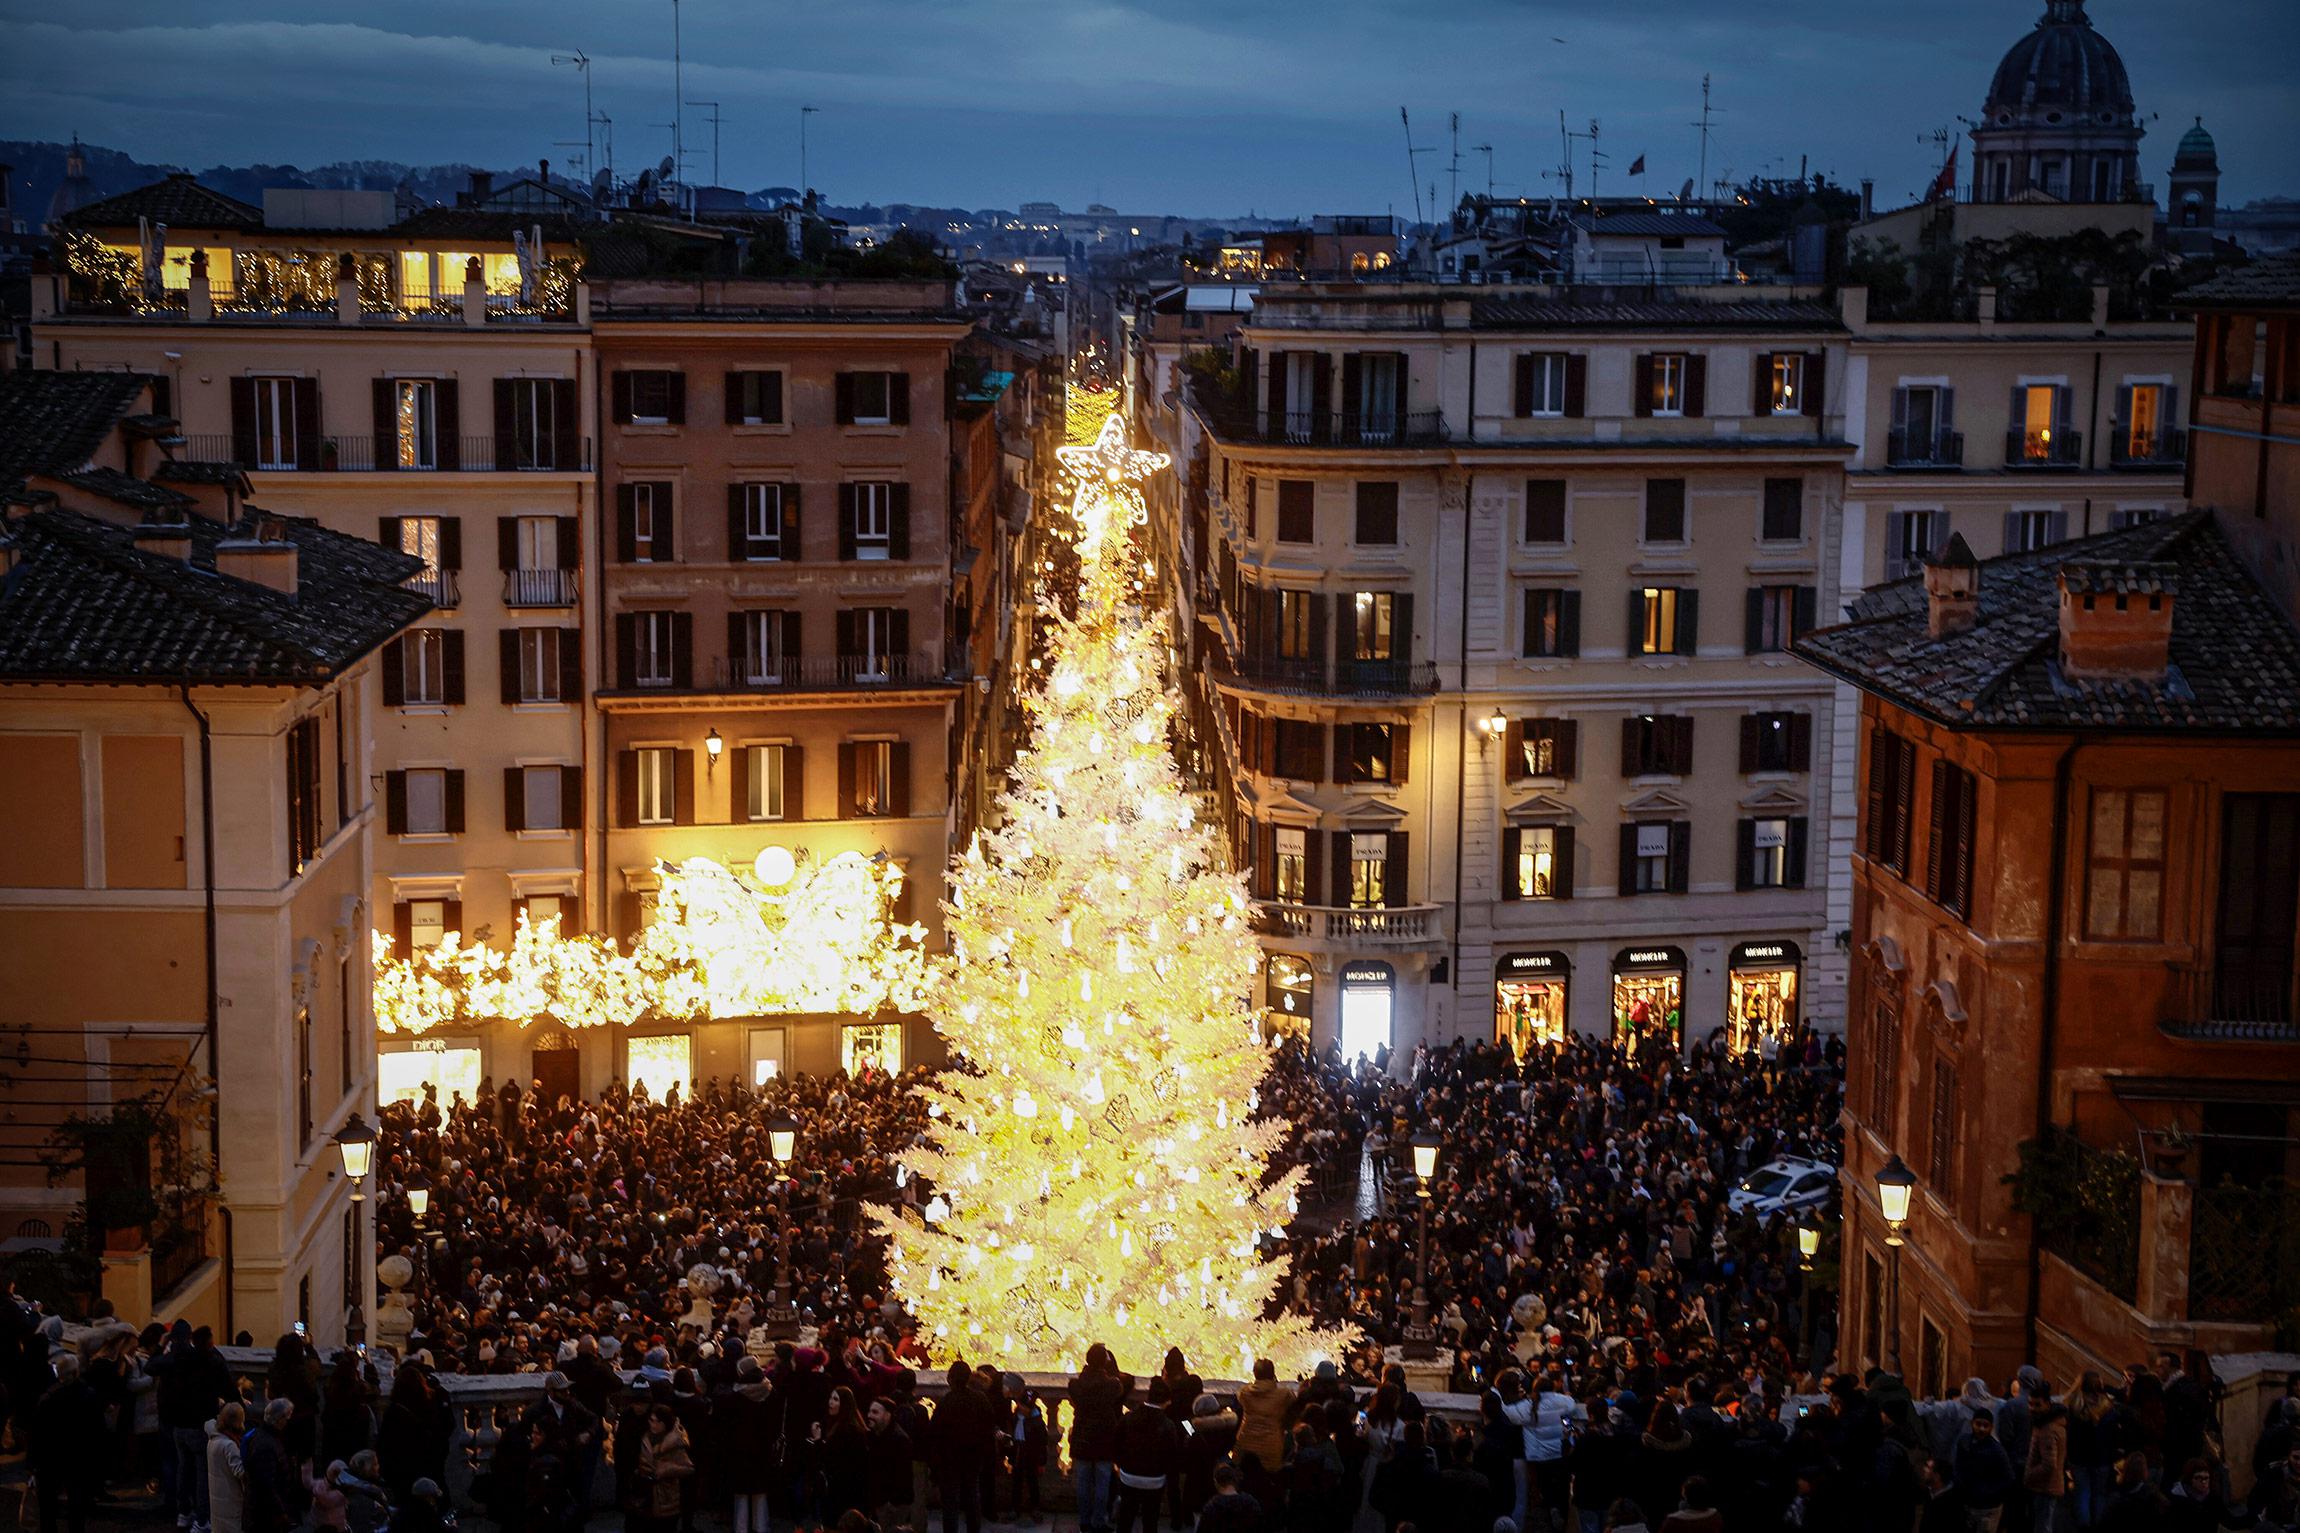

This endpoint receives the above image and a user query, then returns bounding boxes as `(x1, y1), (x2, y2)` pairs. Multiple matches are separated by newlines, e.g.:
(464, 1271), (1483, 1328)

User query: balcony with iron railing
(1883, 428), (1964, 470)
(2108, 426), (2187, 470)
(1254, 900), (1444, 948)
(179, 434), (593, 473)
(405, 569), (459, 608)
(2004, 426), (2083, 469)
(503, 568), (578, 607)
(2159, 965), (2300, 1043)
(1199, 405), (1451, 449)
(1223, 653), (1442, 699)
(707, 652), (952, 692)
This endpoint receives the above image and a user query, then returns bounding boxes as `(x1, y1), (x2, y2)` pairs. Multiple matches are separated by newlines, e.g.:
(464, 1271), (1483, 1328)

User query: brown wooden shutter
(891, 607), (911, 664)
(1303, 829), (1323, 904)
(614, 613), (636, 689)
(434, 378), (460, 469)
(1740, 715), (1761, 775)
(1564, 354), (1587, 417)
(1501, 827), (1523, 899)
(1787, 816), (1809, 888)
(550, 379), (577, 468)
(889, 742), (913, 816)
(728, 483), (748, 561)
(616, 751), (639, 826)
(1383, 831), (1408, 907)
(1865, 728), (1890, 862)
(1684, 354), (1707, 418)
(384, 771), (407, 834)
(835, 609), (858, 665)
(380, 637), (405, 706)
(1926, 759), (1951, 900)
(1504, 719), (1525, 781)
(888, 372), (911, 425)
(1559, 590), (1581, 657)
(673, 750), (695, 824)
(1558, 720), (1580, 779)
(1735, 818), (1757, 890)
(1391, 723), (1411, 785)
(229, 377), (257, 464)
(730, 741), (751, 822)
(665, 371), (686, 425)
(781, 484), (801, 559)
(782, 611), (803, 663)
(372, 377), (398, 471)
(834, 373), (857, 424)
(611, 370), (634, 424)
(562, 765), (583, 830)
(654, 484), (675, 560)
(724, 372), (744, 426)
(442, 631), (466, 704)
(1670, 715), (1695, 775)
(838, 484), (858, 560)
(783, 746), (805, 820)
(837, 743), (858, 818)
(1621, 716), (1643, 776)
(1667, 821), (1690, 892)
(499, 629), (522, 704)
(1954, 769), (1977, 914)
(1753, 353), (1774, 417)
(1251, 824), (1274, 899)
(670, 612), (692, 690)
(1513, 354), (1535, 417)
(1675, 589), (1699, 654)
(444, 770), (466, 834)
(379, 515), (404, 554)
(1633, 354), (1654, 417)
(727, 611), (747, 680)
(556, 515), (580, 569)
(1794, 585), (1818, 640)
(1618, 823), (1639, 897)
(1308, 353), (1331, 434)
(889, 483), (911, 560)
(392, 902), (413, 957)
(503, 766), (527, 833)
(292, 380), (321, 469)
(1265, 352), (1287, 426)
(557, 633), (581, 703)
(1331, 831), (1353, 907)
(1745, 588), (1767, 655)
(616, 484), (637, 562)
(1553, 826), (1576, 898)
(1803, 351), (1826, 418)
(494, 379), (518, 470)
(1789, 712), (1812, 772)
(498, 516), (520, 571)
(439, 517), (462, 571)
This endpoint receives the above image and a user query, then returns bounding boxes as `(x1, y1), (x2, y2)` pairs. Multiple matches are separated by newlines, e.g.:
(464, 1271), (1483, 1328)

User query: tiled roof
(0, 507), (428, 686)
(1471, 297), (1842, 331)
(1795, 511), (2300, 734)
(2175, 252), (2300, 309)
(54, 466), (192, 513)
(61, 174), (262, 233)
(1589, 213), (1726, 238)
(0, 371), (151, 494)
(152, 460), (250, 489)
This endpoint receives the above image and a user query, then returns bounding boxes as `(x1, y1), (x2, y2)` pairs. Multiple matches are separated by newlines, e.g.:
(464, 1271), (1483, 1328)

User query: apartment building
(1798, 511), (2300, 1393)
(2180, 252), (2300, 622)
(0, 371), (424, 1344)
(590, 277), (978, 1092)
(33, 177), (599, 1111)
(1160, 280), (1851, 1061)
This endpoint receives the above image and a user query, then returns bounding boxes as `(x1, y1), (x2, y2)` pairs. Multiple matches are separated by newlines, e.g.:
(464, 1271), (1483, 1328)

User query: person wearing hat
(1113, 1377), (1182, 1533)
(520, 1372), (599, 1533)
(714, 1356), (777, 1533)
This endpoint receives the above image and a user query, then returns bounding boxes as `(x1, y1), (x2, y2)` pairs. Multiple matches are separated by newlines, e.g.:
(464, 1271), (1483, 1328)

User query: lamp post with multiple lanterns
(1874, 1153), (1917, 1376)
(333, 1112), (377, 1345)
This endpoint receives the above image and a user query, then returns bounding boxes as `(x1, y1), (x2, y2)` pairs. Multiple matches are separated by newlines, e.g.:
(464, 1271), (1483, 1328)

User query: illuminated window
(1638, 588), (1684, 655)
(2085, 788), (2166, 941)
(1273, 827), (1307, 902)
(1266, 954), (1314, 1021)
(406, 898), (448, 948)
(853, 740), (895, 817)
(1349, 833), (1389, 909)
(251, 377), (302, 470)
(1275, 590), (1315, 659)
(626, 1034), (693, 1102)
(635, 747), (676, 826)
(841, 1022), (903, 1076)
(1512, 826), (1561, 899)
(1767, 353), (1805, 415)
(1650, 353), (1686, 416)
(748, 1028), (787, 1085)
(1351, 592), (1395, 660)
(745, 744), (787, 822)
(378, 1044), (482, 1109)
(393, 379), (439, 468)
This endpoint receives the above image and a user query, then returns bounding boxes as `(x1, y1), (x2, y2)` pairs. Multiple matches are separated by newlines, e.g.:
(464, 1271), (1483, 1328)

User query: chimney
(539, 157), (550, 186)
(133, 521), (195, 563)
(1976, 285), (1998, 326)
(469, 170), (493, 204)
(215, 533), (298, 598)
(1923, 532), (1982, 639)
(1860, 178), (1875, 220)
(2057, 562), (2175, 684)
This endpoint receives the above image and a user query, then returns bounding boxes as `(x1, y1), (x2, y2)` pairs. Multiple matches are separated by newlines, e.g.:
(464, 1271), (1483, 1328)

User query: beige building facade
(1149, 282), (1852, 1061)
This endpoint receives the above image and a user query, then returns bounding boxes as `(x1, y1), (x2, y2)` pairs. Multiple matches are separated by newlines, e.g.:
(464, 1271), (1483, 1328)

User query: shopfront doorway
(1495, 952), (1571, 1058)
(531, 1036), (581, 1106)
(1339, 961), (1395, 1062)
(1728, 941), (1803, 1053)
(1612, 947), (1686, 1045)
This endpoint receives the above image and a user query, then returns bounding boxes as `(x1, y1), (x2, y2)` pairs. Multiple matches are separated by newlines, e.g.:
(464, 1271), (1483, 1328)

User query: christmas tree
(870, 400), (1350, 1376)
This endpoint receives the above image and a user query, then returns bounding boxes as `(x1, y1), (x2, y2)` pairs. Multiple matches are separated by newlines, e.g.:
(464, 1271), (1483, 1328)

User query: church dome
(2174, 118), (2218, 169)
(1983, 0), (2137, 131)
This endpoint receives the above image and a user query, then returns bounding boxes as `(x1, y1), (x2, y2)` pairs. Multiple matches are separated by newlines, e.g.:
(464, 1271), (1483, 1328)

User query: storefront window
(1266, 954), (1315, 1035)
(748, 1027), (788, 1085)
(379, 1042), (482, 1109)
(1612, 948), (1685, 1042)
(842, 1022), (904, 1078)
(1339, 961), (1394, 1062)
(1728, 942), (1802, 1053)
(627, 1034), (693, 1102)
(1495, 953), (1571, 1059)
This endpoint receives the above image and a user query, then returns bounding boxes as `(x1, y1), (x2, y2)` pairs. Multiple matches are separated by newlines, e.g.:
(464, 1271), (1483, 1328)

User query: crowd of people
(5, 1030), (2297, 1533)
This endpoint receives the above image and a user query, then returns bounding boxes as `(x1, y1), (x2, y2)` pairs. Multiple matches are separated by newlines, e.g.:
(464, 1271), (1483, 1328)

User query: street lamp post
(404, 1168), (431, 1318)
(767, 1114), (800, 1335)
(1796, 1219), (1821, 1362)
(1404, 1132), (1441, 1355)
(333, 1112), (378, 1346)
(1874, 1154), (1917, 1377)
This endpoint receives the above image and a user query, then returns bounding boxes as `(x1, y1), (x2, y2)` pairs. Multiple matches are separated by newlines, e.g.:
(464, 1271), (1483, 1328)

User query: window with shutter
(1926, 1057), (1958, 1188)
(2082, 787), (2167, 941)
(1276, 480), (1315, 544)
(625, 371), (681, 425)
(1523, 588), (1574, 658)
(1353, 482), (1399, 545)
(1524, 479), (1568, 544)
(1516, 353), (1570, 417)
(1643, 478), (1687, 543)
(1761, 478), (1803, 542)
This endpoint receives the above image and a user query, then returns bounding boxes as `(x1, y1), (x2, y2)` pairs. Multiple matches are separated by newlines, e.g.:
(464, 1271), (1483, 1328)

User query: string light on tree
(870, 389), (1352, 1376)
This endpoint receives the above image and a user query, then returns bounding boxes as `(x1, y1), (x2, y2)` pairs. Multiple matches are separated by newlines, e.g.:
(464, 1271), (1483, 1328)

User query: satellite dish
(658, 155), (676, 179)
(591, 167), (613, 197)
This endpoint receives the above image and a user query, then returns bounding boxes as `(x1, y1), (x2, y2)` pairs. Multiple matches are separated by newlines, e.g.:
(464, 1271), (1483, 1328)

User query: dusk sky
(2, 0), (2294, 215)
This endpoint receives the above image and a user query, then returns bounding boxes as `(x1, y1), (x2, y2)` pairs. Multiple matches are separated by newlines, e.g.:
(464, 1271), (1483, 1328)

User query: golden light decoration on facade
(372, 851), (927, 1034)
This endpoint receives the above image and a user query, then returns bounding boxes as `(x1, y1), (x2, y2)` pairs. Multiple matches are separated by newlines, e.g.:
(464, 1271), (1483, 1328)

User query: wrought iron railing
(1885, 428), (1964, 468)
(2005, 427), (2084, 468)
(503, 568), (578, 607)
(1200, 406), (1450, 448)
(180, 434), (592, 472)
(708, 653), (948, 690)
(2190, 1177), (2300, 1324)
(405, 569), (459, 608)
(2108, 427), (2188, 469)
(1227, 655), (1441, 698)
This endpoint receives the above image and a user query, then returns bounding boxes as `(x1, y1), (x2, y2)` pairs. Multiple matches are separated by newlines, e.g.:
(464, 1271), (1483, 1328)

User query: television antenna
(686, 99), (724, 187)
(669, 0), (685, 192)
(1447, 111), (1462, 213)
(1399, 107), (1431, 227)
(551, 50), (593, 182)
(1472, 144), (1495, 200)
(1689, 74), (1723, 207)
(800, 105), (820, 196)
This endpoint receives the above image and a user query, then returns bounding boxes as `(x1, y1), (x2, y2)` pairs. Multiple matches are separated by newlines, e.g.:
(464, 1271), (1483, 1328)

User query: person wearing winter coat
(395, 1478), (451, 1533)
(1004, 1383), (1051, 1526)
(1949, 1410), (2016, 1530)
(240, 1400), (304, 1533)
(2022, 1401), (2068, 1532)
(931, 1361), (999, 1533)
(865, 1397), (917, 1533)
(1195, 1464), (1262, 1533)
(1113, 1381), (1183, 1533)
(715, 1357), (779, 1533)
(32, 1354), (108, 1533)
(205, 1404), (248, 1533)
(1066, 1344), (1134, 1533)
(338, 1451), (393, 1533)
(307, 1460), (352, 1532)
(1156, 1350), (1203, 1531)
(627, 1403), (696, 1533)
(817, 1387), (872, 1528)
(1235, 1360), (1297, 1509)
(1179, 1394), (1240, 1526)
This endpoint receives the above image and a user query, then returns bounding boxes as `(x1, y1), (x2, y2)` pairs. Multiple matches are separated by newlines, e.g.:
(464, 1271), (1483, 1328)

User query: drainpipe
(179, 681), (228, 1337)
(2086, 348), (2104, 473)
(1449, 346), (1477, 1032)
(2027, 738), (2080, 1362)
